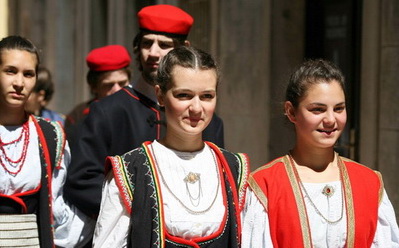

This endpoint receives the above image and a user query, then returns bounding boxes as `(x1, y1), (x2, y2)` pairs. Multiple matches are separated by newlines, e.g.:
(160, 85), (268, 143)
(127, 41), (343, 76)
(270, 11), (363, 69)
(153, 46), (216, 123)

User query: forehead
(170, 66), (217, 88)
(1, 49), (37, 68)
(301, 81), (345, 103)
(141, 33), (174, 43)
(100, 70), (129, 82)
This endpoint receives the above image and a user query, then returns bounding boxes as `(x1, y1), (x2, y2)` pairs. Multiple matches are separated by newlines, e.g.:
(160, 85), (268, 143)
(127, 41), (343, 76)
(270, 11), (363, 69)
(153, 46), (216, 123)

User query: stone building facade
(3, 0), (399, 219)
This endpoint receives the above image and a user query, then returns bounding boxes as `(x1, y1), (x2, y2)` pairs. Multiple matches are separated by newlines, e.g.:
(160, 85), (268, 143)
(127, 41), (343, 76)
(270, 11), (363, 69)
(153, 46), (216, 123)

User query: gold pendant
(184, 172), (200, 184)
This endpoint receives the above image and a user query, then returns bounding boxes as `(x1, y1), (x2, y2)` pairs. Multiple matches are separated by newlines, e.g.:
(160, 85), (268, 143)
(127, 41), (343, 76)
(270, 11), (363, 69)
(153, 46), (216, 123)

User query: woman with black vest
(0, 35), (94, 247)
(93, 46), (250, 247)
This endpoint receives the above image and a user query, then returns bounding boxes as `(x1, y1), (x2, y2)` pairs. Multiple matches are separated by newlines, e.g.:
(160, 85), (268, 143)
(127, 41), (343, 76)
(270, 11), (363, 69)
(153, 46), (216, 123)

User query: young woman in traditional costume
(0, 35), (94, 247)
(93, 46), (249, 248)
(242, 59), (399, 247)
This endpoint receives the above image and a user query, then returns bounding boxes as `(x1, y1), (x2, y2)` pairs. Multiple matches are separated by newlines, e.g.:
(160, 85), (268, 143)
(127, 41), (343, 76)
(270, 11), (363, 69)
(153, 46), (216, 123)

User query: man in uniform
(65, 4), (224, 218)
(64, 44), (131, 144)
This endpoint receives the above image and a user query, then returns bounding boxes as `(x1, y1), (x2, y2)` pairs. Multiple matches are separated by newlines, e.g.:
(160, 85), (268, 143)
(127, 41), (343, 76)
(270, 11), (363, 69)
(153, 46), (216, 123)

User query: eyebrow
(308, 102), (346, 107)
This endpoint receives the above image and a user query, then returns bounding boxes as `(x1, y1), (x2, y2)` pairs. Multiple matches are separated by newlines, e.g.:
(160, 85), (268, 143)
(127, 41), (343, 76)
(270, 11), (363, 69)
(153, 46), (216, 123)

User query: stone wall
(378, 0), (399, 219)
(360, 0), (399, 220)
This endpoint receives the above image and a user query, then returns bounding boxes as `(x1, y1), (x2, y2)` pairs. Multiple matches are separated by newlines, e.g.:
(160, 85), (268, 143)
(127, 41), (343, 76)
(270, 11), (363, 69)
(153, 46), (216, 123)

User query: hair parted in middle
(156, 46), (220, 93)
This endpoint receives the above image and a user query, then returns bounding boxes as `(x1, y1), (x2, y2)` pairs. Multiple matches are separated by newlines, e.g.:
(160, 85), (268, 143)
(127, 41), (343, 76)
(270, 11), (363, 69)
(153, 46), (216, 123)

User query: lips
(9, 92), (25, 100)
(317, 129), (337, 135)
(189, 117), (201, 122)
(146, 62), (159, 69)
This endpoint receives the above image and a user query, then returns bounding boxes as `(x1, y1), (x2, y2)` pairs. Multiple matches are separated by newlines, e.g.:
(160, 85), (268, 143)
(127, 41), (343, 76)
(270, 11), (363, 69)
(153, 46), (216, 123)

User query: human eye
(176, 93), (191, 99)
(102, 83), (114, 90)
(4, 67), (16, 74)
(200, 93), (216, 100)
(141, 40), (153, 48)
(309, 107), (325, 114)
(159, 42), (174, 49)
(118, 80), (129, 87)
(24, 70), (36, 78)
(334, 105), (346, 112)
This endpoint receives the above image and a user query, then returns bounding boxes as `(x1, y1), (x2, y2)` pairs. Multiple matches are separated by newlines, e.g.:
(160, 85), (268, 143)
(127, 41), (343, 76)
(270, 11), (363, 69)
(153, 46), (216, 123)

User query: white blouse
(93, 141), (225, 248)
(0, 119), (95, 247)
(242, 184), (399, 248)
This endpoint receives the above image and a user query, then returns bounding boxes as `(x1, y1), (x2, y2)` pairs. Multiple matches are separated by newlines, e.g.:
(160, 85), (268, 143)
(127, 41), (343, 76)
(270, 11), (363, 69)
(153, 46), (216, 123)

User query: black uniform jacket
(64, 86), (224, 217)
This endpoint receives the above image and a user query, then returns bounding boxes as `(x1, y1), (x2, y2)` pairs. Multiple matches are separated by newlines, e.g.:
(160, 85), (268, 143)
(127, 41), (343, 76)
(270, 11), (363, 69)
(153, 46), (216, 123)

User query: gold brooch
(184, 172), (201, 184)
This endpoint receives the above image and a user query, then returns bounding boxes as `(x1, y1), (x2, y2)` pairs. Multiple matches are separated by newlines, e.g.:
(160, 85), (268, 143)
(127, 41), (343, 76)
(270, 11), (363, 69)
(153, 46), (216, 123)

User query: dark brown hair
(156, 46), (220, 93)
(0, 35), (40, 72)
(286, 59), (346, 108)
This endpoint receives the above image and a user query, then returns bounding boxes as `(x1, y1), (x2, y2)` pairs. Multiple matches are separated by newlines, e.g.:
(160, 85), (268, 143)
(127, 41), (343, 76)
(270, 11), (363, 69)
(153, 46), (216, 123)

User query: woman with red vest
(242, 59), (399, 247)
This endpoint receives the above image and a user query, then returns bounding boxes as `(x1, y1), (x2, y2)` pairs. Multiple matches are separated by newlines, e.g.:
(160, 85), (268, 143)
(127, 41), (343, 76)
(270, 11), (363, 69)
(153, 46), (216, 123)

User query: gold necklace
(151, 144), (220, 215)
(289, 153), (344, 224)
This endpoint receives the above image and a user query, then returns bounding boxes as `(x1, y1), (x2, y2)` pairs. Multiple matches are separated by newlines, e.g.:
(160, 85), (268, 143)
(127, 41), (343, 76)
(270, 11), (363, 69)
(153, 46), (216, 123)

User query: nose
(13, 73), (25, 90)
(323, 110), (335, 126)
(148, 43), (161, 57)
(189, 97), (202, 114)
(110, 83), (123, 94)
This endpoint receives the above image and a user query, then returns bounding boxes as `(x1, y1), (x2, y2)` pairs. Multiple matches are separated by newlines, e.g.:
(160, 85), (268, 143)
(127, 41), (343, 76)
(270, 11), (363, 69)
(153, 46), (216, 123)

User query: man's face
(139, 33), (175, 85)
(93, 69), (130, 99)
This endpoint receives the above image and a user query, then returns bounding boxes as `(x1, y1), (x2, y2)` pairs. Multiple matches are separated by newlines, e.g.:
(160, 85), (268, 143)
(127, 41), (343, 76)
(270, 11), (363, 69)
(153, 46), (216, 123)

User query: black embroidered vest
(106, 141), (249, 248)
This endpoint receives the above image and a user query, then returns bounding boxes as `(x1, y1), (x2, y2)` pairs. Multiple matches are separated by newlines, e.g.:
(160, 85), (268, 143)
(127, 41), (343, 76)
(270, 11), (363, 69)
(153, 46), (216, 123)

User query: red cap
(86, 45), (131, 71)
(138, 5), (194, 36)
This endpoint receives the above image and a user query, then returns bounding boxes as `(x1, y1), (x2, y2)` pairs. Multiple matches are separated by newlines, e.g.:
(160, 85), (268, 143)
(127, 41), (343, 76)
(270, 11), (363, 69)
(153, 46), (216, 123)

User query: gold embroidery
(340, 157), (355, 248)
(248, 176), (268, 211)
(285, 155), (312, 248)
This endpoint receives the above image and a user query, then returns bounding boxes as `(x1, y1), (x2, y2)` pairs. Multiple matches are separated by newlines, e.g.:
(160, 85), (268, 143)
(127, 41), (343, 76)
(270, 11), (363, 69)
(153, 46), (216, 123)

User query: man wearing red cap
(64, 45), (131, 143)
(65, 4), (224, 226)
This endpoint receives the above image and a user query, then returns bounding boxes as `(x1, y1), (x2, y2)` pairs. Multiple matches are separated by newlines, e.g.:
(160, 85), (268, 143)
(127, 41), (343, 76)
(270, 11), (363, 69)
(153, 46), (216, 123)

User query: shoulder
(34, 115), (64, 133)
(67, 101), (89, 116)
(106, 144), (148, 171)
(206, 142), (248, 168)
(210, 113), (223, 124)
(340, 156), (381, 178)
(97, 87), (137, 106)
(251, 156), (287, 177)
(92, 87), (152, 116)
(32, 116), (66, 168)
(42, 108), (66, 123)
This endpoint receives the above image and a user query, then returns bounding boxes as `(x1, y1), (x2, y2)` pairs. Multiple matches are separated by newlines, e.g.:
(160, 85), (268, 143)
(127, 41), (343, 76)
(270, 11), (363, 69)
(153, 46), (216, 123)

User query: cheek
(205, 101), (216, 114)
(140, 49), (149, 60)
(165, 99), (186, 117)
(25, 79), (37, 94)
(296, 112), (317, 127)
(160, 48), (173, 57)
(338, 112), (347, 126)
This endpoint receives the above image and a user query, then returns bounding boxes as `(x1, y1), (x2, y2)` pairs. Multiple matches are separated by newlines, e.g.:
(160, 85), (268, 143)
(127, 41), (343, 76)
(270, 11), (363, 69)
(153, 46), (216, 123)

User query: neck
(133, 75), (158, 103)
(290, 143), (335, 172)
(0, 107), (28, 126)
(159, 132), (204, 152)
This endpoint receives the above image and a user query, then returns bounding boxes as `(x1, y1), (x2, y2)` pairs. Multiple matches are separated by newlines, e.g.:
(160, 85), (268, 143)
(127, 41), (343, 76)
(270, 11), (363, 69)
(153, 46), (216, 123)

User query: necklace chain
(184, 172), (202, 207)
(151, 144), (220, 215)
(0, 121), (30, 176)
(289, 153), (344, 224)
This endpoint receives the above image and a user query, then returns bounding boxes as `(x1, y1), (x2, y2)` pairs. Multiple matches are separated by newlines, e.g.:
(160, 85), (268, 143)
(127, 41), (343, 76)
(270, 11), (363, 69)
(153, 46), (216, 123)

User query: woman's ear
(284, 101), (296, 123)
(155, 85), (164, 107)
